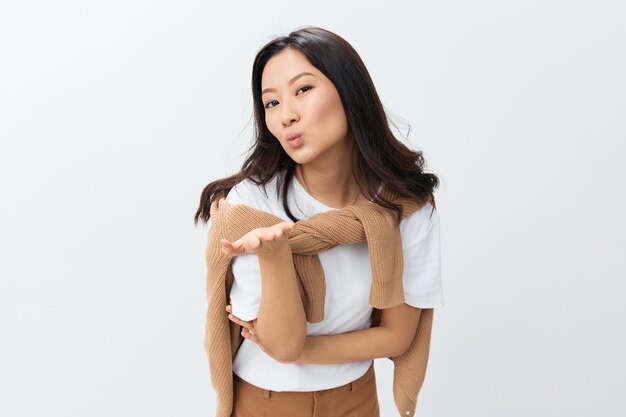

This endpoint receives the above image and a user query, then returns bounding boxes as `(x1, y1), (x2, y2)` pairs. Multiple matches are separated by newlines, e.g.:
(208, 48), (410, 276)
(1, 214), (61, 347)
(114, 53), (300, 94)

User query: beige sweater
(204, 184), (435, 417)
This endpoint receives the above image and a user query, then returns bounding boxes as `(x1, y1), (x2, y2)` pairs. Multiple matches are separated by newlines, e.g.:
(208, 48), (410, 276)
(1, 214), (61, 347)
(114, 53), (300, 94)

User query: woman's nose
(280, 100), (300, 127)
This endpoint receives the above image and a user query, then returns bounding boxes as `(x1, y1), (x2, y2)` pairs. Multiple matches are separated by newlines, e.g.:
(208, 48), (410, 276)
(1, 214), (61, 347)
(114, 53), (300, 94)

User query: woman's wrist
(257, 238), (292, 261)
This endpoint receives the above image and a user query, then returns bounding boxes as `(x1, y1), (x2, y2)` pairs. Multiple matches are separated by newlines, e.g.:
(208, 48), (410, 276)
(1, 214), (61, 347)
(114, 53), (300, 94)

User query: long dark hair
(194, 25), (440, 226)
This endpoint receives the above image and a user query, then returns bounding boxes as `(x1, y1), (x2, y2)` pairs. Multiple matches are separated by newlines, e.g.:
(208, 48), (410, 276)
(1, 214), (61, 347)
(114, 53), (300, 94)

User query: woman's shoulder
(225, 175), (279, 211)
(400, 200), (440, 243)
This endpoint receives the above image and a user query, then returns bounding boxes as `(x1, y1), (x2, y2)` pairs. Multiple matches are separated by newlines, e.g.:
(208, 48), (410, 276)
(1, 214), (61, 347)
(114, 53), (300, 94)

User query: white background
(1, 1), (625, 416)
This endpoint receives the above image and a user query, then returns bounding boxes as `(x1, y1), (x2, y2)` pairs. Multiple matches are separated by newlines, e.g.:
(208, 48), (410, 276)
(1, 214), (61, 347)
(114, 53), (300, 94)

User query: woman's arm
(231, 302), (422, 364)
(251, 243), (307, 362)
(220, 217), (306, 362)
(292, 303), (422, 364)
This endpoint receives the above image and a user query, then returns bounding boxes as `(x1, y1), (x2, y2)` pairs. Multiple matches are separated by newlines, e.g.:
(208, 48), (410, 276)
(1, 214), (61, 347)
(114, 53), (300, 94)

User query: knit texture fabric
(204, 185), (435, 417)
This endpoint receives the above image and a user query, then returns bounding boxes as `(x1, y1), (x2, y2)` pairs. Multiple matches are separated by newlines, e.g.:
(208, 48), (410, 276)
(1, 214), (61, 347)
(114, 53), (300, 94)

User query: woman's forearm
(293, 326), (402, 364)
(254, 244), (307, 361)
(290, 304), (422, 364)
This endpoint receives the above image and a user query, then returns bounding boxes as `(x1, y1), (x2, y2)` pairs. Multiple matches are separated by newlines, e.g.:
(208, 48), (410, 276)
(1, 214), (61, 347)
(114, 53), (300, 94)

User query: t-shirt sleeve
(401, 202), (445, 308)
(224, 181), (262, 321)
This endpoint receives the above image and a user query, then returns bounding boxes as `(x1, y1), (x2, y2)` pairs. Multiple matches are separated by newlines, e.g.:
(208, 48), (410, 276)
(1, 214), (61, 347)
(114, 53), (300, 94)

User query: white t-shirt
(222, 172), (444, 391)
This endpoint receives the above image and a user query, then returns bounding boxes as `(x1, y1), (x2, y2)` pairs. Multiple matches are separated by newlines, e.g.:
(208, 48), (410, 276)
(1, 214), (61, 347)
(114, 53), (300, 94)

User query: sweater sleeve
(224, 181), (262, 321)
(400, 202), (445, 308)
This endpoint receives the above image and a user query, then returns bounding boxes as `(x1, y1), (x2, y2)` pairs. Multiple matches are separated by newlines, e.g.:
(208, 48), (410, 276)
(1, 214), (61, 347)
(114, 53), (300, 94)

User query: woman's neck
(295, 164), (372, 209)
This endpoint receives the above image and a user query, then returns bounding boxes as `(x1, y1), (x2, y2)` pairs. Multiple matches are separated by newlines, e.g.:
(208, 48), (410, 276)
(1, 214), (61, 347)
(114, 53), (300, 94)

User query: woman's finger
(242, 327), (259, 344)
(219, 239), (231, 254)
(232, 239), (249, 254)
(269, 223), (291, 236)
(277, 221), (295, 233)
(220, 239), (241, 255)
(261, 229), (277, 242)
(221, 238), (248, 255)
(228, 312), (253, 330)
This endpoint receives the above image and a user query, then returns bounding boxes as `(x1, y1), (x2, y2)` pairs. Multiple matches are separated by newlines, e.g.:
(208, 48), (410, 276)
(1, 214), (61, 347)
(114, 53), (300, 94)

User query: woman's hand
(226, 303), (300, 364)
(219, 201), (295, 257)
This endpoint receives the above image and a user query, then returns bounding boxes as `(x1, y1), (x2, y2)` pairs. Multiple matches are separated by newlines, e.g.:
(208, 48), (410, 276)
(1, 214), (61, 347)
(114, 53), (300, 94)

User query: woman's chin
(286, 150), (316, 165)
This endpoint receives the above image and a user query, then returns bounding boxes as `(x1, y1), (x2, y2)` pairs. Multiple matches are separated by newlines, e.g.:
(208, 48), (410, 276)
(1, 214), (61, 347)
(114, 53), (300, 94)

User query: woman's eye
(264, 86), (313, 109)
(297, 85), (312, 94)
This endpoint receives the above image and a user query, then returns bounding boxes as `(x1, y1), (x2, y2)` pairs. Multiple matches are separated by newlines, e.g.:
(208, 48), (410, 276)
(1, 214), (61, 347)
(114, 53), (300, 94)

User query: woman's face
(261, 48), (351, 165)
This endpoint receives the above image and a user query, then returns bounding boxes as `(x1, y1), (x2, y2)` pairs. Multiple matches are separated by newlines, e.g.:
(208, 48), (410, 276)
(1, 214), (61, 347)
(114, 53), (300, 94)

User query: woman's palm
(220, 217), (295, 256)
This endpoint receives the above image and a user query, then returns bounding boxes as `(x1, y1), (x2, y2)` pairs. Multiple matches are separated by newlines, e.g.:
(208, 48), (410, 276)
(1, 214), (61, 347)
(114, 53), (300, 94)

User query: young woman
(195, 26), (444, 417)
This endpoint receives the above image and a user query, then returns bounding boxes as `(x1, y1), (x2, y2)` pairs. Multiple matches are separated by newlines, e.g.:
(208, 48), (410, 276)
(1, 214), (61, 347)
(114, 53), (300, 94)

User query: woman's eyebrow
(262, 72), (315, 96)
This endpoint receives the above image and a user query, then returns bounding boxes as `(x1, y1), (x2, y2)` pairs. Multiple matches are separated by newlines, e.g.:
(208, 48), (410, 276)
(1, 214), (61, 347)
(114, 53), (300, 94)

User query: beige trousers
(231, 362), (380, 417)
